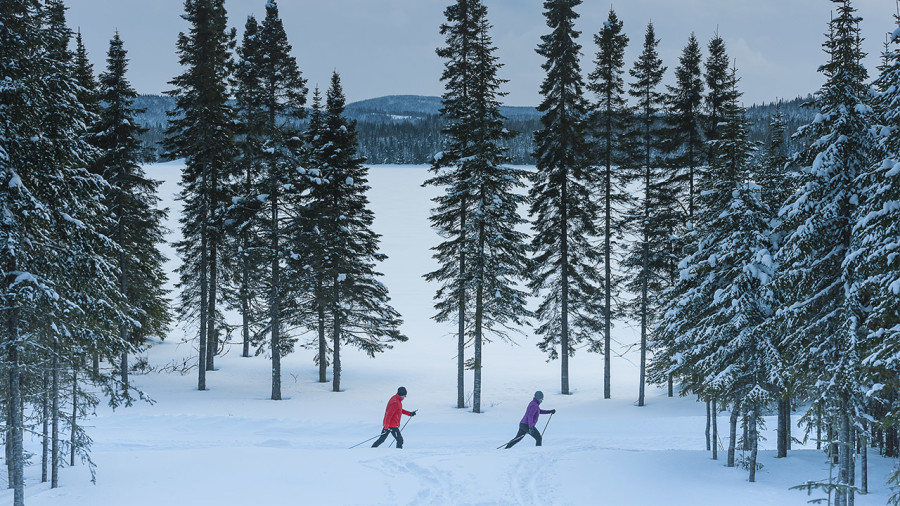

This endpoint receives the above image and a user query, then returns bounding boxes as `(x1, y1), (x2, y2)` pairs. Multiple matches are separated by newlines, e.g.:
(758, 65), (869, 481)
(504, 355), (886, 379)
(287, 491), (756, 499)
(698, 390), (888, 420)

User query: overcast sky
(65, 0), (897, 107)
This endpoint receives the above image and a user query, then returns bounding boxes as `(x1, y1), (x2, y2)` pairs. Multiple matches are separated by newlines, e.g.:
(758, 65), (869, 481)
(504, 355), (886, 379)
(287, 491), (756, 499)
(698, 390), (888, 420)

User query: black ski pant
(371, 427), (403, 448)
(505, 423), (541, 448)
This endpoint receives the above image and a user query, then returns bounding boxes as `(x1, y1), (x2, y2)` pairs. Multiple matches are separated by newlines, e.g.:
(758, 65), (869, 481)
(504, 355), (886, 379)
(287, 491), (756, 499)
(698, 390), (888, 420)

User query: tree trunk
(92, 353), (100, 379)
(198, 201), (208, 390)
(8, 332), (24, 505)
(120, 348), (128, 394)
(42, 369), (50, 482)
(603, 144), (612, 400)
(51, 346), (60, 488)
(749, 404), (758, 483)
(241, 250), (251, 358)
(837, 401), (852, 506)
(318, 300), (327, 383)
(473, 206), (485, 414)
(457, 203), (467, 409)
(861, 432), (868, 494)
(712, 398), (718, 460)
(270, 189), (282, 401)
(332, 280), (342, 393)
(777, 397), (788, 458)
(728, 401), (739, 467)
(638, 162), (650, 407)
(207, 242), (218, 371)
(120, 243), (129, 391)
(705, 399), (711, 451)
(70, 366), (77, 466)
(560, 177), (570, 396)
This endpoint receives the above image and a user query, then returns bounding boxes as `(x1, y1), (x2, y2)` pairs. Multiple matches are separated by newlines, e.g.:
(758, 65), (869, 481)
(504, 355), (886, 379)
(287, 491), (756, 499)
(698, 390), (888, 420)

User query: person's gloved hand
(550, 409), (556, 414)
(409, 410), (417, 417)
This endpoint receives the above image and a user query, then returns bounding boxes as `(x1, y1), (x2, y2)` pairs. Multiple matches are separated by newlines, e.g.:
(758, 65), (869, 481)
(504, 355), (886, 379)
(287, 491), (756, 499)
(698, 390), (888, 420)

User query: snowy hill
(5, 161), (894, 506)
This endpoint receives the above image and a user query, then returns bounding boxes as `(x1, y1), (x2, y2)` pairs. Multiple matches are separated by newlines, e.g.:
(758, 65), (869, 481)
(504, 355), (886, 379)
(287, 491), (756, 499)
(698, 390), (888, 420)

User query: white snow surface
(5, 161), (896, 506)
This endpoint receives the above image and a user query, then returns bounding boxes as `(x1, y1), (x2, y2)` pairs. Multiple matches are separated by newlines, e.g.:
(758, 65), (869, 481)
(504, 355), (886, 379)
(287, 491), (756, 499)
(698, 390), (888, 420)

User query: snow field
(3, 162), (896, 506)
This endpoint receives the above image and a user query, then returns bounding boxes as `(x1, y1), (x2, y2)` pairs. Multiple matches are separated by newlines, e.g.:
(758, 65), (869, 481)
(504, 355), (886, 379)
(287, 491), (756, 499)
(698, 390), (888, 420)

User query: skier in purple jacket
(504, 391), (555, 448)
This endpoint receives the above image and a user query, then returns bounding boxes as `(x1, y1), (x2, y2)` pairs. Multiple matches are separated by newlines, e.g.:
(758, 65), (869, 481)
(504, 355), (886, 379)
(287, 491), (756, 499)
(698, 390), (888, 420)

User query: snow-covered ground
(4, 161), (896, 506)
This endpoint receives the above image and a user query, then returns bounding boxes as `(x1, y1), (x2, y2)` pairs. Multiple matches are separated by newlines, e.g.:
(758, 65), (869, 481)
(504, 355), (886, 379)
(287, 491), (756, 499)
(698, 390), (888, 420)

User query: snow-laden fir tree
(305, 72), (406, 393)
(775, 1), (874, 502)
(229, 1), (309, 401)
(165, 0), (237, 389)
(657, 65), (783, 481)
(530, 0), (604, 395)
(755, 102), (796, 458)
(427, 0), (531, 413)
(587, 7), (629, 400)
(655, 33), (706, 403)
(856, 10), (900, 502)
(92, 31), (171, 398)
(72, 29), (105, 380)
(621, 22), (671, 407)
(2, 1), (139, 500)
(426, 0), (485, 409)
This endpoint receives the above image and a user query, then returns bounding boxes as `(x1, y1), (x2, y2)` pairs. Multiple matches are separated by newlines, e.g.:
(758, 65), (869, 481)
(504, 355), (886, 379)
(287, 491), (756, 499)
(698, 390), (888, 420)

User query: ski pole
(388, 411), (415, 448)
(540, 412), (554, 437)
(349, 433), (383, 449)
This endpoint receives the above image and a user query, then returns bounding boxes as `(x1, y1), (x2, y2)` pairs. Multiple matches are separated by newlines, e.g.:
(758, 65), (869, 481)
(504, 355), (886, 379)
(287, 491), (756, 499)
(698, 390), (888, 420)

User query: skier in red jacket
(372, 386), (416, 448)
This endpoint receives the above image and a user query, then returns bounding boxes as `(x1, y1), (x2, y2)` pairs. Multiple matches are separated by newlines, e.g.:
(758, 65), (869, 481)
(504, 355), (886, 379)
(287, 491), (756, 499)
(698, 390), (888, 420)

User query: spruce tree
(235, 1), (308, 400)
(165, 0), (237, 390)
(658, 66), (783, 480)
(622, 22), (670, 407)
(704, 33), (730, 155)
(665, 33), (706, 220)
(530, 0), (603, 395)
(0, 2), (44, 500)
(426, 0), (482, 409)
(468, 11), (531, 413)
(93, 32), (171, 395)
(301, 87), (332, 383)
(3, 1), (137, 498)
(775, 2), (873, 502)
(857, 11), (900, 501)
(428, 0), (530, 412)
(309, 72), (406, 393)
(587, 7), (629, 400)
(229, 13), (268, 360)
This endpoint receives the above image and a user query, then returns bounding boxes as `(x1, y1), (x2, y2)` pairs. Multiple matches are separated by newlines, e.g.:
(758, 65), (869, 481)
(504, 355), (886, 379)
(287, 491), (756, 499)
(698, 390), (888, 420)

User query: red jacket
(382, 394), (411, 429)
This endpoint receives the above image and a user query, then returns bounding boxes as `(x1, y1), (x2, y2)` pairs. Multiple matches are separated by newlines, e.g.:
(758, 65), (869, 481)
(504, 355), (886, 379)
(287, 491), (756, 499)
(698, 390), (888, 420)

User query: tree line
(431, 0), (900, 503)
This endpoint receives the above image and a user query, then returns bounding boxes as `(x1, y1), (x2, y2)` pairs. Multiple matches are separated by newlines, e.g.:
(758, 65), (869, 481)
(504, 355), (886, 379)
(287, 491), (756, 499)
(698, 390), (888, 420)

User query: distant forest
(133, 94), (816, 165)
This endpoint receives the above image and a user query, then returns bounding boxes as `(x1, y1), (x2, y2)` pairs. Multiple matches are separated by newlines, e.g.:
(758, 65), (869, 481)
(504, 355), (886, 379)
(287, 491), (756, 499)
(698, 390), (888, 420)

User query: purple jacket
(520, 398), (552, 427)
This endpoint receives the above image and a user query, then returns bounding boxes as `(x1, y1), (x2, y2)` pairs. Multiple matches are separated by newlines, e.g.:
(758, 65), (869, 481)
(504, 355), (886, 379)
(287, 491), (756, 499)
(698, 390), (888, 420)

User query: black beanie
(397, 386), (407, 396)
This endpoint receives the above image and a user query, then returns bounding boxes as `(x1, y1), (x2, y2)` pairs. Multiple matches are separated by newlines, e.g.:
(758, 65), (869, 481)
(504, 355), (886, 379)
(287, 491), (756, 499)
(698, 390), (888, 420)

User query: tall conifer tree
(93, 32), (171, 395)
(309, 72), (406, 393)
(165, 0), (237, 389)
(530, 0), (603, 395)
(622, 22), (670, 407)
(587, 7), (629, 399)
(857, 11), (900, 500)
(426, 0), (482, 409)
(428, 0), (530, 412)
(775, 2), (873, 502)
